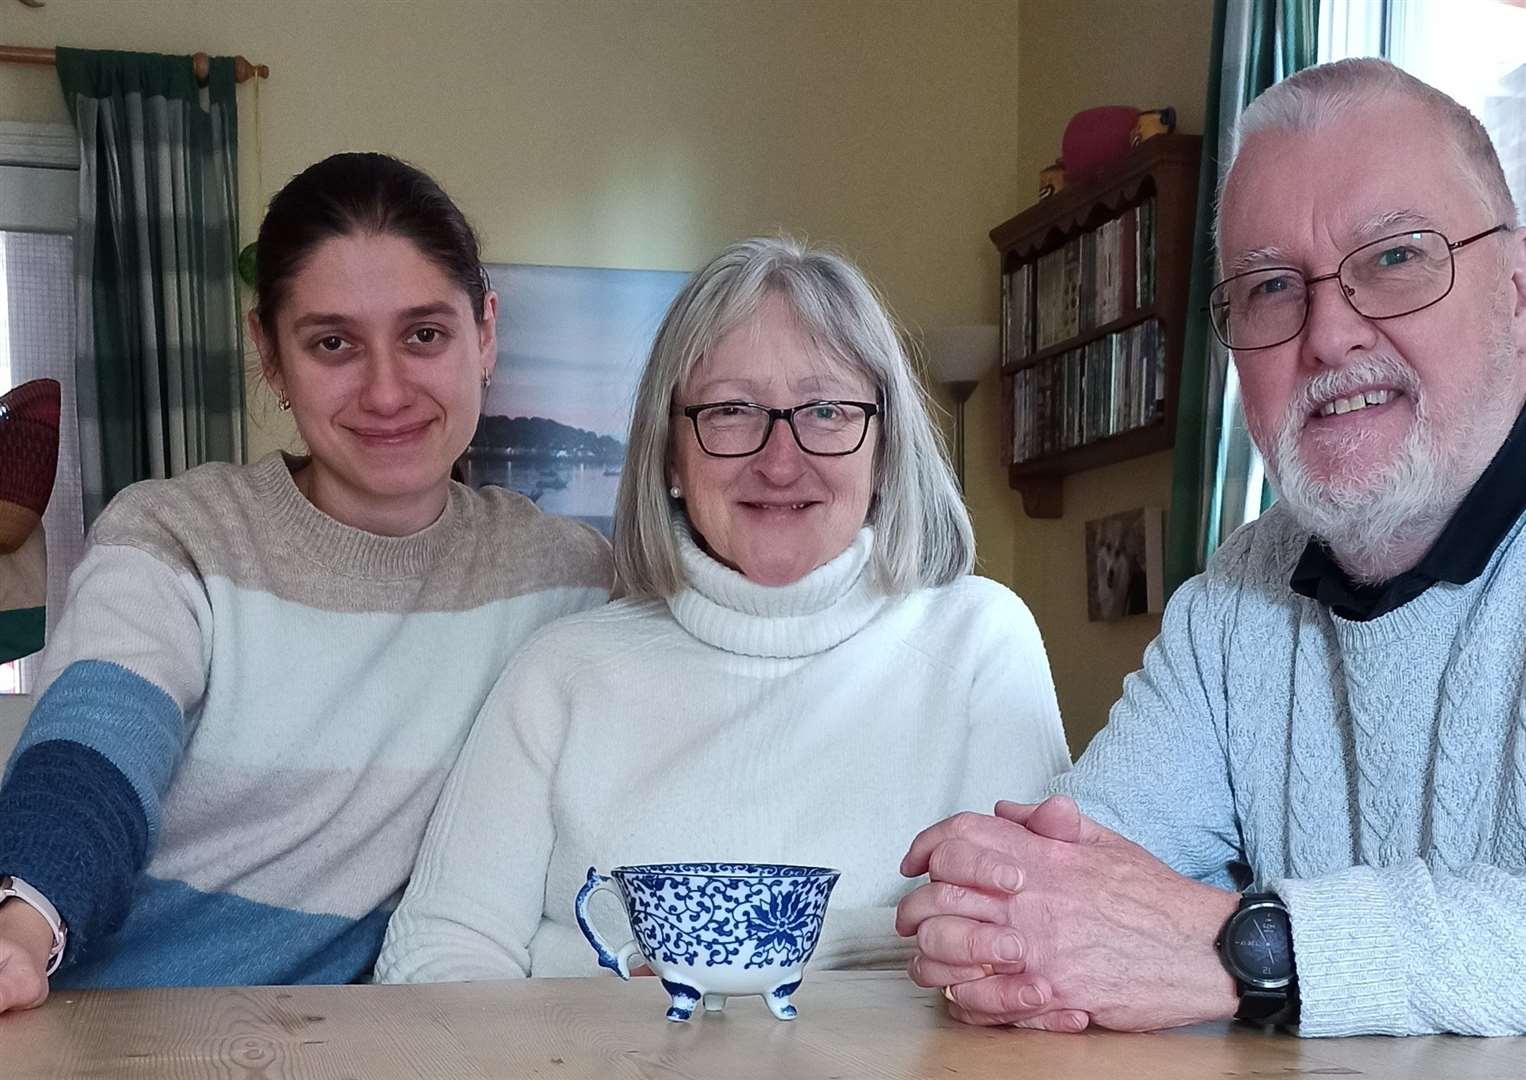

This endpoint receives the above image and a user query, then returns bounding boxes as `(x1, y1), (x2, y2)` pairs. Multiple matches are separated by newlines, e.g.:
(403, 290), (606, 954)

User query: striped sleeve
(0, 531), (210, 961)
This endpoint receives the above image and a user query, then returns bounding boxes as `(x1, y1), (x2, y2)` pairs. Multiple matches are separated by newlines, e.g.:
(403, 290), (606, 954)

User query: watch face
(1227, 905), (1294, 988)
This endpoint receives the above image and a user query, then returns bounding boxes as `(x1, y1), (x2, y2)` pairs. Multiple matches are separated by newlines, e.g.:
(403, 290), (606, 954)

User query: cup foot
(661, 978), (701, 1023)
(766, 978), (802, 1021)
(656, 976), (807, 1022)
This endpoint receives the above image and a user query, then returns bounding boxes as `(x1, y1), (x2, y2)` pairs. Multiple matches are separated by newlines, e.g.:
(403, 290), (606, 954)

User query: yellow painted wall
(961, 0), (1216, 751)
(2, 0), (1021, 468)
(3, 0), (1216, 754)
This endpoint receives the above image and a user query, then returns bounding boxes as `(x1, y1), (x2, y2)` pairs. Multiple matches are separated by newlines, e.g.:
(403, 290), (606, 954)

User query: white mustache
(1283, 354), (1421, 427)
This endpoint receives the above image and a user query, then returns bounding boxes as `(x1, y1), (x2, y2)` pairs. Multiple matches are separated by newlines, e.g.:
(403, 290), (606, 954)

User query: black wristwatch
(1215, 891), (1299, 1026)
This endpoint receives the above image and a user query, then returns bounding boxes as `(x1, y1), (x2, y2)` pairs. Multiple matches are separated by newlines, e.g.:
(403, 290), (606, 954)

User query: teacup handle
(575, 867), (642, 979)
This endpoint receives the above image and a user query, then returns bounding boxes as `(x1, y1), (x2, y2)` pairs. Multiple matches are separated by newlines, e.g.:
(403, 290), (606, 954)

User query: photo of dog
(1085, 507), (1164, 621)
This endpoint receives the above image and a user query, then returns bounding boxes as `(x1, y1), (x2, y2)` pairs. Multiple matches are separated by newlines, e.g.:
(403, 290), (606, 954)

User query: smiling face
(1219, 96), (1526, 574)
(251, 232), (497, 535)
(670, 293), (879, 586)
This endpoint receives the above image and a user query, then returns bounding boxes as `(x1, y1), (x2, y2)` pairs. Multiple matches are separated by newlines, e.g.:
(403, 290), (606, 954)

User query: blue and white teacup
(575, 861), (840, 1022)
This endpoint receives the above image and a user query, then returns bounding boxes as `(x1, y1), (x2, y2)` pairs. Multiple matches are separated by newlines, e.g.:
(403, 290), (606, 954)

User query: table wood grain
(5, 970), (1521, 1079)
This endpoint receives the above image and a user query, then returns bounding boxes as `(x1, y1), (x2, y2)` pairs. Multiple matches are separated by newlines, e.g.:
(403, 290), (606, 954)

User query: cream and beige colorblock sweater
(0, 453), (612, 987)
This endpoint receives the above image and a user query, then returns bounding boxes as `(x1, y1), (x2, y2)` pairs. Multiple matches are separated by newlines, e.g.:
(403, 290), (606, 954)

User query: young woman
(0, 153), (613, 1012)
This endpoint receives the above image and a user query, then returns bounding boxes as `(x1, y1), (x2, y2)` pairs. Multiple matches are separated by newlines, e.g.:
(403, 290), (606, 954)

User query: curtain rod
(0, 46), (268, 85)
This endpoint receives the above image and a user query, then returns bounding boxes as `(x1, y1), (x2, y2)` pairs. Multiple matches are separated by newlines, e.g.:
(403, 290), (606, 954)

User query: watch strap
(1237, 985), (1299, 1026)
(0, 874), (67, 976)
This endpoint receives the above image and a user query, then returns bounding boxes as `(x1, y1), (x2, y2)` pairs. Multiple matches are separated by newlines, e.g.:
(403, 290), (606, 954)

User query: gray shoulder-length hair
(612, 235), (975, 598)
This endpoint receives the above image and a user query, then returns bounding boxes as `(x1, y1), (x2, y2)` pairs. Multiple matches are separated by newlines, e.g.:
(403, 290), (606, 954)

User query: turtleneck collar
(250, 451), (469, 580)
(665, 519), (887, 658)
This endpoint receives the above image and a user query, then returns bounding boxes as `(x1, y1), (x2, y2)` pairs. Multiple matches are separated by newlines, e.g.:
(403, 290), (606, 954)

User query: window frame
(0, 122), (80, 697)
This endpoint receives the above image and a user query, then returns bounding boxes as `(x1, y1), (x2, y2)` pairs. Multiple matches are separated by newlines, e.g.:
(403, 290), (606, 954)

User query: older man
(897, 57), (1526, 1038)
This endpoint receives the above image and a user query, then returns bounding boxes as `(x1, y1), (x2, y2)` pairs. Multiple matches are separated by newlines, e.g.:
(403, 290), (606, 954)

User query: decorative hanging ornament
(238, 242), (258, 288)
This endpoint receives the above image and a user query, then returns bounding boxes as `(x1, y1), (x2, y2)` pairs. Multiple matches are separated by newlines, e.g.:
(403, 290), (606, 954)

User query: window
(0, 124), (81, 695)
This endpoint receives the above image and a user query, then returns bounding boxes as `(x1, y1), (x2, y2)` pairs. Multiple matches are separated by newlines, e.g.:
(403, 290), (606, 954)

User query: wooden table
(7, 970), (1522, 1079)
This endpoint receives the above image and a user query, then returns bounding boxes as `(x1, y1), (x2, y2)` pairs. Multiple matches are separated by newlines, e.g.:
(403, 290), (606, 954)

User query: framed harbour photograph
(463, 263), (690, 536)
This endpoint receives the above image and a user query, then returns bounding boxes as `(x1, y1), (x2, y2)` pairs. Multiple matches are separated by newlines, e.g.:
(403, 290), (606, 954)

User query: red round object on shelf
(1062, 106), (1142, 183)
(0, 378), (61, 553)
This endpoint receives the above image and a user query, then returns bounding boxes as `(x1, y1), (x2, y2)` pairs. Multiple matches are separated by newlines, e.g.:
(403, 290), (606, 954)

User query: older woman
(376, 236), (1069, 983)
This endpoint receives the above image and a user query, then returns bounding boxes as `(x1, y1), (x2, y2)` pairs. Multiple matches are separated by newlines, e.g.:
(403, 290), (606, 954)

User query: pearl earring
(669, 485), (682, 499)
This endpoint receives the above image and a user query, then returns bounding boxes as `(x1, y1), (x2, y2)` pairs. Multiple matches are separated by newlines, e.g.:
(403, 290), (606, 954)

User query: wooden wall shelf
(1007, 419), (1172, 518)
(1002, 306), (1163, 374)
(990, 133), (1201, 519)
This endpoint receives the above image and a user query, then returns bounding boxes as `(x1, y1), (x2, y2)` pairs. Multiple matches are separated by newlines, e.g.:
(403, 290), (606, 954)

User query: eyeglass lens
(694, 403), (870, 456)
(1211, 230), (1457, 350)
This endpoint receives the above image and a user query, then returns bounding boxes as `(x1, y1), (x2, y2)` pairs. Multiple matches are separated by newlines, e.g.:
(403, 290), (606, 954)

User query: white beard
(1262, 331), (1518, 583)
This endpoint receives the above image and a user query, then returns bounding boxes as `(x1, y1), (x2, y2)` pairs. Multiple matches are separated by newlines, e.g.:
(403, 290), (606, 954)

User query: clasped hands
(895, 795), (1241, 1033)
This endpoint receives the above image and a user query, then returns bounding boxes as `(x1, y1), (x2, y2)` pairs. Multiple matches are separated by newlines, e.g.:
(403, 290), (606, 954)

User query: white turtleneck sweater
(376, 527), (1070, 983)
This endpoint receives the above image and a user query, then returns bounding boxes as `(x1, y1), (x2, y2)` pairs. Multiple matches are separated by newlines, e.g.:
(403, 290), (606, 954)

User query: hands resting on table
(896, 796), (1241, 1033)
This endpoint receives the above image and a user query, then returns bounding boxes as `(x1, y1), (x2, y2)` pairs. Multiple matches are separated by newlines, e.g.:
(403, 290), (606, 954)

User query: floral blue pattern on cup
(575, 861), (840, 1022)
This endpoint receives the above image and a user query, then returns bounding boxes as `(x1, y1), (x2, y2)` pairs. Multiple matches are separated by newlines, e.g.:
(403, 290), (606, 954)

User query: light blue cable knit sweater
(1052, 500), (1526, 1037)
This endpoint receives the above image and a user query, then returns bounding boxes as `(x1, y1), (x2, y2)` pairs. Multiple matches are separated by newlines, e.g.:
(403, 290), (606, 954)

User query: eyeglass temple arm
(1449, 223), (1512, 251)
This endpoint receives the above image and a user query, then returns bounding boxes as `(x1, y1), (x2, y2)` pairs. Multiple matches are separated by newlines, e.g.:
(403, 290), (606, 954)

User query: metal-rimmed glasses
(1208, 223), (1511, 351)
(678, 400), (879, 458)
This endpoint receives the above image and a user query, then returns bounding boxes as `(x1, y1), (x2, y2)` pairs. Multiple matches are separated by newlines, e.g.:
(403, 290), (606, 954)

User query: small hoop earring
(277, 395), (291, 412)
(669, 485), (682, 499)
(481, 371), (492, 389)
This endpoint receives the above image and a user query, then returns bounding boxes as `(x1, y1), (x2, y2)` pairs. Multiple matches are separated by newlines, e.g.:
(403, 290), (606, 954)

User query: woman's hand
(0, 901), (53, 1013)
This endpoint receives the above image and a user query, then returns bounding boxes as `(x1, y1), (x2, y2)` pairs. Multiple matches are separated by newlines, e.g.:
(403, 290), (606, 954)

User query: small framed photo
(1084, 507), (1164, 621)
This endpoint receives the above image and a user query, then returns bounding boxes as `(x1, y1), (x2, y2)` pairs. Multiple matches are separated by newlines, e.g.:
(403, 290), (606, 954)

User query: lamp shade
(923, 325), (999, 385)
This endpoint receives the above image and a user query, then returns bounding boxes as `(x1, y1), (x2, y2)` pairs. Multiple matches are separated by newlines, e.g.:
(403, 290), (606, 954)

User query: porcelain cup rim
(611, 862), (840, 881)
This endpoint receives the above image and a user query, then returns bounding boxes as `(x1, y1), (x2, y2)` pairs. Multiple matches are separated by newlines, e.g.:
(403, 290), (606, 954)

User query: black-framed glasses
(1209, 223), (1511, 351)
(679, 400), (879, 457)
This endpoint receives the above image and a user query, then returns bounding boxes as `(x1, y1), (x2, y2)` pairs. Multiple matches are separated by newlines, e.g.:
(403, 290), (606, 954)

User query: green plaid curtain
(56, 48), (245, 524)
(1164, 0), (1318, 592)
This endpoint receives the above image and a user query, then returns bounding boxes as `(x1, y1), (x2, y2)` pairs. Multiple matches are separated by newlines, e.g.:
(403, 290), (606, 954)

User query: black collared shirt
(1290, 404), (1526, 621)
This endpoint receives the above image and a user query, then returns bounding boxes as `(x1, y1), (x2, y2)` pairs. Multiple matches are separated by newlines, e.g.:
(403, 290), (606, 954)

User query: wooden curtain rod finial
(192, 51), (269, 85)
(0, 45), (268, 82)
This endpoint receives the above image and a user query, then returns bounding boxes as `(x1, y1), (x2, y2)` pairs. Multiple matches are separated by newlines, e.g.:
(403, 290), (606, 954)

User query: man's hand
(0, 901), (53, 1014)
(897, 795), (1241, 1033)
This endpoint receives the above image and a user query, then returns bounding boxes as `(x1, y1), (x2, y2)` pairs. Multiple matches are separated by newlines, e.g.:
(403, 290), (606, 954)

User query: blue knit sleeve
(0, 660), (186, 963)
(0, 740), (149, 961)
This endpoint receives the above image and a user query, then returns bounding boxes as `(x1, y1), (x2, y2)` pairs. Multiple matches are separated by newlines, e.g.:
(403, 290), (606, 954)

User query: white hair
(1228, 58), (1518, 234)
(612, 235), (974, 597)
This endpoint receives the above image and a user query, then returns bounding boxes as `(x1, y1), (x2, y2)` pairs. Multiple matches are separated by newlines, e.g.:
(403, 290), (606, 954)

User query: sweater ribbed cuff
(0, 740), (149, 964)
(1274, 865), (1410, 1037)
